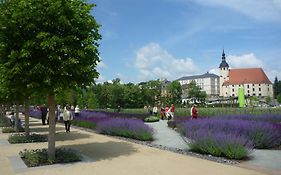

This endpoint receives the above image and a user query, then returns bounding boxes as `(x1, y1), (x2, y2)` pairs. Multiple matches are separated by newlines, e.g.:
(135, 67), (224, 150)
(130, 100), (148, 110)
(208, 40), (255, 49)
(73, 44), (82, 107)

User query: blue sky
(90, 0), (281, 83)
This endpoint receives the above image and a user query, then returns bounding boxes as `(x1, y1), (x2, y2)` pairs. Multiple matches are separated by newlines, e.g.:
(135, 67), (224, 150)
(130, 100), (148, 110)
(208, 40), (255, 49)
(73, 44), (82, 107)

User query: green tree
(277, 94), (281, 104)
(0, 0), (101, 160)
(187, 80), (207, 104)
(265, 96), (271, 104)
(273, 77), (279, 98)
(167, 81), (182, 104)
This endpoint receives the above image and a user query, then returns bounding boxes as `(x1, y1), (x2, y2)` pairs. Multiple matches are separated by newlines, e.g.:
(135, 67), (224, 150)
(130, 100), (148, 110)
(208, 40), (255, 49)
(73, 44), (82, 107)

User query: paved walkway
(146, 120), (187, 150)
(0, 116), (267, 175)
(147, 120), (281, 175)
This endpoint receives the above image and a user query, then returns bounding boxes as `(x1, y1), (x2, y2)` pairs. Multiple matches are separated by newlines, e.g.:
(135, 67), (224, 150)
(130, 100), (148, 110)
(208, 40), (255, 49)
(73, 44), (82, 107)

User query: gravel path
(146, 120), (188, 150)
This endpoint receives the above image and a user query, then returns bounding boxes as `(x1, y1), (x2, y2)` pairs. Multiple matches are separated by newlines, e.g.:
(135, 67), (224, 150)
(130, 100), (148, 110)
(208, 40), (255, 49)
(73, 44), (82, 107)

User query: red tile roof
(223, 68), (272, 86)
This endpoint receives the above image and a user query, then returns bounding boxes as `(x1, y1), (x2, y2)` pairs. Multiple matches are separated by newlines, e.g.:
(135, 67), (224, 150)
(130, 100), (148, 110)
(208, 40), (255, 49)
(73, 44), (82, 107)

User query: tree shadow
(63, 141), (138, 162)
(55, 131), (91, 141)
(28, 122), (45, 127)
(30, 126), (65, 133)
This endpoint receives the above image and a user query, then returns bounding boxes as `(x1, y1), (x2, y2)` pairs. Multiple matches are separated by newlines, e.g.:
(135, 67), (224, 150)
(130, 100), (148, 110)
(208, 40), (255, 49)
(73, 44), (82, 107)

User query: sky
(90, 0), (281, 84)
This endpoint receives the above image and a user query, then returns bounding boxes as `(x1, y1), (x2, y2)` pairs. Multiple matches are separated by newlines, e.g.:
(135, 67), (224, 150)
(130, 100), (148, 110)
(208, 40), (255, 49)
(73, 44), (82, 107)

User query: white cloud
(227, 53), (264, 68)
(95, 74), (105, 84)
(187, 0), (281, 22)
(97, 61), (107, 69)
(134, 43), (200, 81)
(95, 61), (107, 83)
(266, 69), (281, 83)
(209, 68), (220, 76)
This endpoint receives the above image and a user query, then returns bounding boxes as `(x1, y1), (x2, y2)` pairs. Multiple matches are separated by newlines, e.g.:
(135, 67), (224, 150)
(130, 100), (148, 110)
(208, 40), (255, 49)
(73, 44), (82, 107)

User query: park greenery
(0, 0), (101, 161)
(274, 77), (281, 103)
(0, 0), (280, 165)
(19, 148), (81, 167)
(28, 78), (184, 109)
(8, 133), (47, 144)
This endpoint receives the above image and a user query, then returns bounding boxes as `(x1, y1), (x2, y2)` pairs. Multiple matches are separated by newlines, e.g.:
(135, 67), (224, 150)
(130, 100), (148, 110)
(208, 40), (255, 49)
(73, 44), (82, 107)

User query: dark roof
(222, 68), (272, 86)
(177, 72), (219, 81)
(219, 49), (229, 68)
(219, 61), (229, 68)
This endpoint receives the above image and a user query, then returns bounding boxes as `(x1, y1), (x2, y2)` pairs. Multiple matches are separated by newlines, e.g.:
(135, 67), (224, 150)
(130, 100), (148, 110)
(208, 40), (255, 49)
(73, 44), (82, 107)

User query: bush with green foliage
(8, 133), (47, 144)
(2, 127), (24, 133)
(144, 116), (159, 122)
(0, 117), (10, 127)
(19, 148), (81, 167)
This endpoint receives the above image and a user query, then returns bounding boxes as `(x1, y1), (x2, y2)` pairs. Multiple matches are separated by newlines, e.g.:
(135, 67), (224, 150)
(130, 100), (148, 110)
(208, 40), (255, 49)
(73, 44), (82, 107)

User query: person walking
(152, 105), (158, 116)
(40, 104), (48, 125)
(170, 103), (175, 118)
(191, 104), (198, 119)
(160, 107), (165, 120)
(63, 106), (73, 132)
(74, 105), (80, 117)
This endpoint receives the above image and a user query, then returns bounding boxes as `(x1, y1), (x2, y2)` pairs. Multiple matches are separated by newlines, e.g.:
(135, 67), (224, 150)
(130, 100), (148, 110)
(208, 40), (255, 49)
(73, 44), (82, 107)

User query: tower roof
(219, 49), (229, 68)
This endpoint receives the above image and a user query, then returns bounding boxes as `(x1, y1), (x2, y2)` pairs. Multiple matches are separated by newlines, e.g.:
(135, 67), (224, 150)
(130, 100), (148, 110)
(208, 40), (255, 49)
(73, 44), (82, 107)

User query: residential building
(177, 72), (220, 97)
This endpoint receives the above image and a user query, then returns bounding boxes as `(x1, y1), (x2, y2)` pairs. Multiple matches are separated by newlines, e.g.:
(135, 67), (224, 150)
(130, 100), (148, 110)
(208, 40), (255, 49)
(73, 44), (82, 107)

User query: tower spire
(219, 49), (229, 68)
(222, 49), (225, 61)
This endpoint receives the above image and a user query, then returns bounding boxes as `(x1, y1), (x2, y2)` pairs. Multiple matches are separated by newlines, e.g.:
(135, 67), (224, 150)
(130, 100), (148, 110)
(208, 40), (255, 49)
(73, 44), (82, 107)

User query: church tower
(219, 49), (229, 96)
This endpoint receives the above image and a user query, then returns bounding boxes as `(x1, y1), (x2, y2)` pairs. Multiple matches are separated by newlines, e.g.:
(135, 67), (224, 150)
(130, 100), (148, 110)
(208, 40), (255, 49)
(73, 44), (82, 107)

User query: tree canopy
(187, 80), (207, 104)
(0, 0), (101, 160)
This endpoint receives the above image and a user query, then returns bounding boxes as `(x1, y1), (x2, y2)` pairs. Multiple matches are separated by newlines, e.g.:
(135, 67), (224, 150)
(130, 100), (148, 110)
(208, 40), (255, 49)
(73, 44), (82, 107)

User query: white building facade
(177, 72), (220, 97)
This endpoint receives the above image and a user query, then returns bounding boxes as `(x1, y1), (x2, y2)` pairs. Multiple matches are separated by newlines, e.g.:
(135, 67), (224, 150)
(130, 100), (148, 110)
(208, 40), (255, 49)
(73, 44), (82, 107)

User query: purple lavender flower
(96, 118), (154, 141)
(29, 110), (42, 118)
(180, 118), (281, 149)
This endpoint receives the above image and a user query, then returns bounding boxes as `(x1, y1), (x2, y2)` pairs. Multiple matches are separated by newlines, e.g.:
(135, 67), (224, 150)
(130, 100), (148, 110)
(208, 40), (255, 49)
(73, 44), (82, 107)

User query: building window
(232, 85), (234, 87)
(259, 84), (261, 86)
(259, 93), (262, 96)
(253, 88), (255, 91)
(268, 88), (270, 91)
(248, 90), (250, 93)
(232, 94), (234, 97)
(232, 89), (234, 92)
(259, 88), (261, 91)
(253, 93), (256, 96)
(247, 85), (249, 88)
(252, 84), (255, 86)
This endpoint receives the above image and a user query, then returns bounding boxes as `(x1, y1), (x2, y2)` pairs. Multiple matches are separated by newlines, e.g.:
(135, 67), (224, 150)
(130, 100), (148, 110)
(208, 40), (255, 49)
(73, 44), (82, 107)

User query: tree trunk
(15, 101), (19, 132)
(0, 104), (3, 118)
(24, 97), (30, 136)
(48, 92), (56, 161)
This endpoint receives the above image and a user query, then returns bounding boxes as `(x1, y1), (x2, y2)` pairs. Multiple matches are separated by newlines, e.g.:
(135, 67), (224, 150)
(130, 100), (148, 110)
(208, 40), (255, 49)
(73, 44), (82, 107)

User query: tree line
(29, 78), (184, 109)
(274, 77), (281, 103)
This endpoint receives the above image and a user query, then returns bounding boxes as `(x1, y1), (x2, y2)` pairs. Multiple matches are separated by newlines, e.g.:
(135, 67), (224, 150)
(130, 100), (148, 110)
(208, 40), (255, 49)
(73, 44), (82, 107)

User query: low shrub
(188, 131), (253, 159)
(8, 133), (47, 144)
(0, 117), (10, 127)
(216, 114), (281, 123)
(180, 119), (281, 149)
(144, 116), (159, 122)
(2, 127), (24, 133)
(19, 148), (81, 167)
(77, 110), (149, 121)
(96, 118), (154, 141)
(71, 120), (96, 129)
